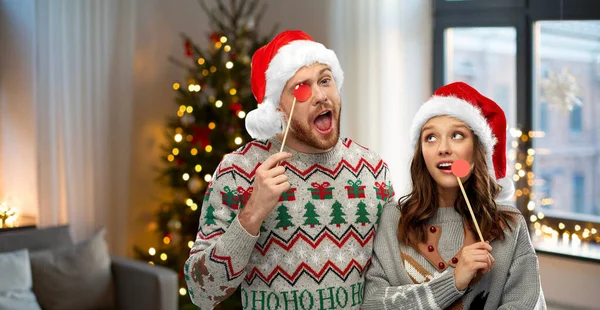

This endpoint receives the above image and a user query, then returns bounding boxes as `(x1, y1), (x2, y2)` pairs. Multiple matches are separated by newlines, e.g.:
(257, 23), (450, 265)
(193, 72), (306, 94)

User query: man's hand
(238, 152), (292, 235)
(454, 241), (494, 291)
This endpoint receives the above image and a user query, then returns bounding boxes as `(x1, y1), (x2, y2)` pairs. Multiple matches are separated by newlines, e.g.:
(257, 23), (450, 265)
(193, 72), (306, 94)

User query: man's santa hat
(409, 82), (515, 202)
(245, 30), (344, 140)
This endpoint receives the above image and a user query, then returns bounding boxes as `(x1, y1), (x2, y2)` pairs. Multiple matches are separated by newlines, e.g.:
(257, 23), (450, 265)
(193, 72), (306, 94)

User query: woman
(362, 82), (545, 309)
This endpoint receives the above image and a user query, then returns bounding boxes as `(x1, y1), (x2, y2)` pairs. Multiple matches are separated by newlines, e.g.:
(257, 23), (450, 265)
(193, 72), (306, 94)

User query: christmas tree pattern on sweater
(185, 138), (395, 309)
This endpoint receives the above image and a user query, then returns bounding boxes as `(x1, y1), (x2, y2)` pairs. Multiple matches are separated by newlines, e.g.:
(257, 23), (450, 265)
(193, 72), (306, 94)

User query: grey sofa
(0, 225), (178, 310)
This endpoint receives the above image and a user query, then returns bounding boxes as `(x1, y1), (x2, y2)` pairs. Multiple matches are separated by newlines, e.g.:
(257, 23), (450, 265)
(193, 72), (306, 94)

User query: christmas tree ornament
(244, 17), (255, 31)
(209, 32), (221, 43)
(241, 55), (251, 64)
(174, 190), (187, 203)
(185, 40), (193, 57)
(202, 87), (215, 99)
(229, 103), (243, 114)
(168, 218), (182, 231)
(147, 221), (158, 232)
(190, 125), (211, 148)
(188, 175), (202, 193)
(540, 68), (582, 112)
(181, 114), (195, 126)
(171, 231), (181, 244)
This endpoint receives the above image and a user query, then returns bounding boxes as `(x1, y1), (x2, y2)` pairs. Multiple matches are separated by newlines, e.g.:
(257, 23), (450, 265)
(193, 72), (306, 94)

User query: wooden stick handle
(457, 176), (485, 242)
(279, 97), (296, 153)
(457, 176), (495, 265)
(276, 97), (296, 167)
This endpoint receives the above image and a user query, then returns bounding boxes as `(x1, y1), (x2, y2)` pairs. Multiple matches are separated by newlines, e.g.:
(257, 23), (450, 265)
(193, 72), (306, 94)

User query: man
(185, 30), (395, 310)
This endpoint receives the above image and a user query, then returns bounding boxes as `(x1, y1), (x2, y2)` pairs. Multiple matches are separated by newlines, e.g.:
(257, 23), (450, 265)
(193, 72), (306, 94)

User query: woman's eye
(452, 132), (464, 139)
(426, 135), (437, 142)
(320, 78), (331, 85)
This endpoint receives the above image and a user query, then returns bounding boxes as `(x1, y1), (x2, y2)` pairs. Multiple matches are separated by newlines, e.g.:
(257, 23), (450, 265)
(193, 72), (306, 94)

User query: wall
(538, 253), (600, 309)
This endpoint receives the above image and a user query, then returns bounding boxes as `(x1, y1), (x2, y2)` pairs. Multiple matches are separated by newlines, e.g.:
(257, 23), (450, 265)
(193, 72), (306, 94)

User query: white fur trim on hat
(245, 40), (344, 140)
(409, 95), (513, 200)
(496, 175), (516, 204)
(245, 98), (286, 140)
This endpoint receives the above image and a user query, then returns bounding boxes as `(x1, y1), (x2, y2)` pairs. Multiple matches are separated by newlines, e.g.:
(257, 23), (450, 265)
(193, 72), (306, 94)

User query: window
(569, 99), (582, 134)
(539, 173), (552, 206)
(539, 102), (549, 133)
(443, 27), (517, 135)
(533, 21), (600, 223)
(573, 174), (585, 214)
(434, 0), (600, 261)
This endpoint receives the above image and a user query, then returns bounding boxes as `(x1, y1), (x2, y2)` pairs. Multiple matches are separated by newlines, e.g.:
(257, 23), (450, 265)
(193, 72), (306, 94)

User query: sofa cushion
(0, 225), (73, 253)
(30, 228), (115, 310)
(0, 249), (42, 310)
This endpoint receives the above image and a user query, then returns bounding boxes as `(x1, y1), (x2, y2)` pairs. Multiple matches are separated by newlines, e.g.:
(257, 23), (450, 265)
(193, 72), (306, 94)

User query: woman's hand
(454, 241), (494, 290)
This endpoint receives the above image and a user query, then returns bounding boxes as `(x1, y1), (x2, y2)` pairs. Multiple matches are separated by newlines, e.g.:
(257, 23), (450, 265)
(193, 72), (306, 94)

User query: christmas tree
(354, 201), (370, 226)
(203, 205), (217, 226)
(133, 1), (276, 309)
(275, 204), (295, 231)
(330, 201), (347, 227)
(303, 202), (321, 228)
(375, 202), (383, 224)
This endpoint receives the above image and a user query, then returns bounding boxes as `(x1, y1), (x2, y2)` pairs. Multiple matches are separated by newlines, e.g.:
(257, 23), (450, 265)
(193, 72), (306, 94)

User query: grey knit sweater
(362, 203), (546, 310)
(184, 137), (395, 309)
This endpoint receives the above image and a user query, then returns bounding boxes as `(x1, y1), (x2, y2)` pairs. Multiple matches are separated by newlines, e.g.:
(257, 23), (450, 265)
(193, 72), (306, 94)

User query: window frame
(433, 0), (600, 261)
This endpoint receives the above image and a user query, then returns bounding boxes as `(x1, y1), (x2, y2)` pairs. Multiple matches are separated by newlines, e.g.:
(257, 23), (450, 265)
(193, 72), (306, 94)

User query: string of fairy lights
(168, 35), (247, 199)
(508, 128), (599, 251)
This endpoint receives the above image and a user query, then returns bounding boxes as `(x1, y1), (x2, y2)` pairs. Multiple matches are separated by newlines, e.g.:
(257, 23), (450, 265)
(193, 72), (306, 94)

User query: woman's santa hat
(245, 30), (344, 140)
(409, 82), (515, 202)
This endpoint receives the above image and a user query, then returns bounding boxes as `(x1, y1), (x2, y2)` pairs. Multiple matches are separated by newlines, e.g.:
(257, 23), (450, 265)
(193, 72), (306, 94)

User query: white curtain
(330, 0), (433, 196)
(0, 0), (39, 225)
(32, 0), (136, 254)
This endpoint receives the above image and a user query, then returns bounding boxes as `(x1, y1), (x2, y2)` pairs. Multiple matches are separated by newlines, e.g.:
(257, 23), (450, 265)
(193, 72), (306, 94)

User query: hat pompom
(496, 175), (515, 204)
(245, 98), (285, 140)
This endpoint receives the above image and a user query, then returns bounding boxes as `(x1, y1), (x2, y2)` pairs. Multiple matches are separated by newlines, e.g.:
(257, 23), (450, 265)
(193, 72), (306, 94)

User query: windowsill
(538, 208), (600, 224)
(532, 234), (600, 263)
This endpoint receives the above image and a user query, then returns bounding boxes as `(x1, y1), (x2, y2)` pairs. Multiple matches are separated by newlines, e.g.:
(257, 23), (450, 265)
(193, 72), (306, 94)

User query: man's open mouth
(314, 110), (333, 133)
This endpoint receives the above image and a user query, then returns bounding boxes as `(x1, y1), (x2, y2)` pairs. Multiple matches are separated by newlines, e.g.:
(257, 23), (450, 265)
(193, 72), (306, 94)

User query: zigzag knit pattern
(185, 137), (394, 310)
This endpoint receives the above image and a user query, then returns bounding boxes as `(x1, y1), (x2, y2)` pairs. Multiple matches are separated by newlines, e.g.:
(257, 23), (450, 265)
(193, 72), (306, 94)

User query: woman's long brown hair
(397, 134), (519, 248)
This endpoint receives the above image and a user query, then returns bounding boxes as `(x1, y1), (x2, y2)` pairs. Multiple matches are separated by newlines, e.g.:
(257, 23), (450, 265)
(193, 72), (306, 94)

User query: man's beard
(287, 106), (341, 151)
